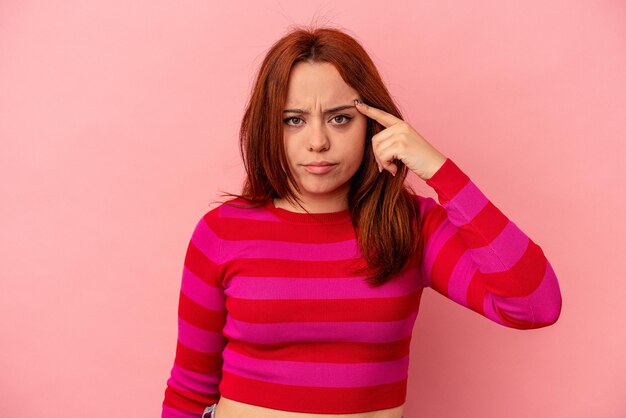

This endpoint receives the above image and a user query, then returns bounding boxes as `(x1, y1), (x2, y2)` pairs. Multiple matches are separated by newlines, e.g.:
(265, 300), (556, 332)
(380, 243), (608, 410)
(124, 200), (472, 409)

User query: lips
(302, 162), (337, 174)
(304, 161), (336, 166)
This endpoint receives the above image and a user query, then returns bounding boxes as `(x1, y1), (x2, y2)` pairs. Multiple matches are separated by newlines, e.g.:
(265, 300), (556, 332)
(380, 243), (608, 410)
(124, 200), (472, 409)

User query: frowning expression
(282, 61), (367, 204)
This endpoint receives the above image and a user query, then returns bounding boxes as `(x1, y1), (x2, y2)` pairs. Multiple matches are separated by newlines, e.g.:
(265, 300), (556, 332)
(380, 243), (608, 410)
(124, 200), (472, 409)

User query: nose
(307, 123), (330, 152)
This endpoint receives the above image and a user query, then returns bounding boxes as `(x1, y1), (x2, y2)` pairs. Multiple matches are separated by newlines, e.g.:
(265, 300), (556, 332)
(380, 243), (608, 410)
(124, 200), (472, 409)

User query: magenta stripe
(220, 237), (361, 262)
(225, 268), (421, 300)
(468, 221), (529, 273)
(526, 261), (561, 323)
(483, 293), (509, 326)
(416, 195), (437, 218)
(483, 293), (535, 322)
(191, 219), (220, 263)
(180, 266), (225, 310)
(219, 204), (281, 222)
(223, 310), (419, 344)
(169, 364), (221, 395)
(222, 346), (410, 387)
(162, 405), (202, 418)
(446, 252), (477, 307)
(421, 213), (457, 288)
(443, 180), (488, 225)
(177, 317), (225, 353)
(485, 260), (561, 325)
(446, 222), (530, 304)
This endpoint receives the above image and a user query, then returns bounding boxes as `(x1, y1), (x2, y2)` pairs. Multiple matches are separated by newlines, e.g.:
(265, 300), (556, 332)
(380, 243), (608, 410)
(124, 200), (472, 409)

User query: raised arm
(162, 209), (227, 417)
(417, 158), (562, 329)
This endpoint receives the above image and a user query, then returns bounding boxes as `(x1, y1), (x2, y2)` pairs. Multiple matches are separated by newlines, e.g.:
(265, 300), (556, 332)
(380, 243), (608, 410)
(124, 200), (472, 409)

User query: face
(281, 61), (367, 208)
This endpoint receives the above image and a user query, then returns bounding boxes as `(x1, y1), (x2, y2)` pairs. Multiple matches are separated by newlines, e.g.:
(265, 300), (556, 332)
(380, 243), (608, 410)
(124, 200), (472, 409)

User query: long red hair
(221, 25), (424, 287)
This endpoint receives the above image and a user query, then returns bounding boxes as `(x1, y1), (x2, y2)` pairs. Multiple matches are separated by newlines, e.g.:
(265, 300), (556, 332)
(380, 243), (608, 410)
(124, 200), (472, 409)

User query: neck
(274, 192), (349, 214)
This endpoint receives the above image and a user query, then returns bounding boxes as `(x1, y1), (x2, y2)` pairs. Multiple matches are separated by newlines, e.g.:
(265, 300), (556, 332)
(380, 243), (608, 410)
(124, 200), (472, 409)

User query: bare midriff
(215, 396), (405, 418)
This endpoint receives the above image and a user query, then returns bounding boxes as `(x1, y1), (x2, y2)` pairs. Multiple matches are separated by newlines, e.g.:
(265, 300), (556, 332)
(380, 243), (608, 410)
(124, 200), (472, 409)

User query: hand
(354, 100), (447, 181)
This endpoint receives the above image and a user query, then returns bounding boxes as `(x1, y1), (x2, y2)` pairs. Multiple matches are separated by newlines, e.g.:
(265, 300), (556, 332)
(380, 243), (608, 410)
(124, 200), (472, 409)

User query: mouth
(303, 161), (336, 166)
(302, 162), (338, 174)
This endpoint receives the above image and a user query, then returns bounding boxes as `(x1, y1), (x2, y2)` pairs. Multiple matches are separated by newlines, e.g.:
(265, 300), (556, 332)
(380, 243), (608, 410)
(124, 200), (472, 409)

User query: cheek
(352, 130), (367, 159)
(352, 148), (366, 169)
(282, 137), (298, 168)
(351, 122), (367, 155)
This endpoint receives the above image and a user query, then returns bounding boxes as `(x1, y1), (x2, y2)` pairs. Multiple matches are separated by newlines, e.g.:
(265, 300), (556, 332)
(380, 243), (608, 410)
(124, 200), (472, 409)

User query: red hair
(221, 25), (423, 287)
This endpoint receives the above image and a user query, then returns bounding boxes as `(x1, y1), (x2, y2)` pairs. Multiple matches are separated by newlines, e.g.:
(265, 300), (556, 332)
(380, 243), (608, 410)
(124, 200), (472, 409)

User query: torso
(216, 396), (405, 418)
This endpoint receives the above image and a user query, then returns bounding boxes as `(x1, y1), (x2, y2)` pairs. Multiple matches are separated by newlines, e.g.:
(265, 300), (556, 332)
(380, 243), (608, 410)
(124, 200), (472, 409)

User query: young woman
(161, 26), (562, 418)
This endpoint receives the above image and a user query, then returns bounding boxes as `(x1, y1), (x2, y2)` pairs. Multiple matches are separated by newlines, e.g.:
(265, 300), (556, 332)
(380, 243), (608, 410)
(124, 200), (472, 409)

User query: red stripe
(226, 335), (412, 363)
(219, 370), (407, 414)
(456, 201), (509, 249)
(425, 158), (469, 204)
(228, 289), (422, 323)
(223, 257), (371, 279)
(174, 341), (223, 374)
(163, 386), (216, 413)
(185, 241), (221, 287)
(466, 271), (487, 315)
(219, 216), (356, 242)
(178, 292), (226, 331)
(428, 230), (466, 297)
(479, 241), (547, 297)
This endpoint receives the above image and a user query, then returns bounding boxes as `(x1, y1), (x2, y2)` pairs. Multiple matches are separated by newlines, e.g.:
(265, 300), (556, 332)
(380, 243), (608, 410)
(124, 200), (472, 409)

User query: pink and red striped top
(162, 158), (562, 417)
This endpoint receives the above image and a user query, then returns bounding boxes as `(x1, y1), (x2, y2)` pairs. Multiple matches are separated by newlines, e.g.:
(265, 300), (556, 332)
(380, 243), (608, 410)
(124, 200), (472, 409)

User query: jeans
(202, 403), (404, 418)
(202, 403), (217, 418)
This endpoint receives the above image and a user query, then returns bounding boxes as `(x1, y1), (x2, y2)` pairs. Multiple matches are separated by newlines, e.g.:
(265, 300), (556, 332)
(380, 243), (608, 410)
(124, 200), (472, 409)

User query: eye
(332, 114), (352, 124)
(282, 114), (353, 127)
(283, 116), (303, 126)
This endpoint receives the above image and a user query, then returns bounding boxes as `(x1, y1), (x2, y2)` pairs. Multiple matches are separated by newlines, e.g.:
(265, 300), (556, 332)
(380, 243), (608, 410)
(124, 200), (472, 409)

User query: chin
(302, 187), (340, 196)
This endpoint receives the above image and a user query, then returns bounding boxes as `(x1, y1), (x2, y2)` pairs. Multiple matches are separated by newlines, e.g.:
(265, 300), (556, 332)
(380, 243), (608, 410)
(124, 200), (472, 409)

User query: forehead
(284, 62), (357, 107)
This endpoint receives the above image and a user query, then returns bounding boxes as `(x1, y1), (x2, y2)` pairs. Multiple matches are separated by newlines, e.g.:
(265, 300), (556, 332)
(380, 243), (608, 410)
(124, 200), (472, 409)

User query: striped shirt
(162, 158), (562, 417)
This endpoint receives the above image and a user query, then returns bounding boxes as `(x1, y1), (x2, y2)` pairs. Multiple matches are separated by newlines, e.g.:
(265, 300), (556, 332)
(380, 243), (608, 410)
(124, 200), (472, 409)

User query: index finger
(354, 100), (401, 128)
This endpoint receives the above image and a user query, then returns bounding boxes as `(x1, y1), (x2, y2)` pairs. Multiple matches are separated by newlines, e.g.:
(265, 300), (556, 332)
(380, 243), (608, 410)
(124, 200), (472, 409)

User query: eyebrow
(282, 104), (356, 115)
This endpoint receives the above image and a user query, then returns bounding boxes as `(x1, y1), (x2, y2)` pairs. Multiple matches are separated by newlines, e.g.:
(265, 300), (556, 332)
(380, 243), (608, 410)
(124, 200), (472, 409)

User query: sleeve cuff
(424, 158), (471, 205)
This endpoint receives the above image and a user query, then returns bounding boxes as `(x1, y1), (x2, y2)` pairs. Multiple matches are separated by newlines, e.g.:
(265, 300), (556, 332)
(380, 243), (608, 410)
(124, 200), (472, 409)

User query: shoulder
(202, 196), (248, 216)
(197, 196), (271, 229)
(404, 191), (447, 240)
(405, 190), (438, 217)
(186, 198), (244, 246)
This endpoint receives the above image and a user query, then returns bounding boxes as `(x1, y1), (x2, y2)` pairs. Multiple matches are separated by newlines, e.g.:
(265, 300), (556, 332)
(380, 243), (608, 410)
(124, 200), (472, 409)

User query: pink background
(1, 1), (625, 417)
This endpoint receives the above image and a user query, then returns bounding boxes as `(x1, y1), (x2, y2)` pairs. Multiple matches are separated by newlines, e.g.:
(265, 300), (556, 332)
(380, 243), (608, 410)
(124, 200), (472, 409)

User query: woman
(161, 26), (562, 418)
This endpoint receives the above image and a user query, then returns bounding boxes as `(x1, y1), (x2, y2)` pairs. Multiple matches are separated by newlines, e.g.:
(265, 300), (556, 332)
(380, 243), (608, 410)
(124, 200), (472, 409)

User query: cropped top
(161, 158), (562, 417)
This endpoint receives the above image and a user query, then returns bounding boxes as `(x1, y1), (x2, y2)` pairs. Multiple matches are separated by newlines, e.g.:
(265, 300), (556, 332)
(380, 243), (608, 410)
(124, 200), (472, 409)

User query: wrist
(422, 155), (447, 180)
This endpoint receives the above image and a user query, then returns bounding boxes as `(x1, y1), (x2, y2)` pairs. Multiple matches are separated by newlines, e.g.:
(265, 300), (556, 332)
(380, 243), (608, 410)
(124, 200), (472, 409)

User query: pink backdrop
(1, 1), (624, 417)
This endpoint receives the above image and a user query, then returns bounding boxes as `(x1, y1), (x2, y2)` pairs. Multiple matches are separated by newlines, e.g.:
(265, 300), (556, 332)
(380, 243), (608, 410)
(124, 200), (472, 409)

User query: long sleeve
(418, 158), (562, 329)
(162, 209), (227, 417)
